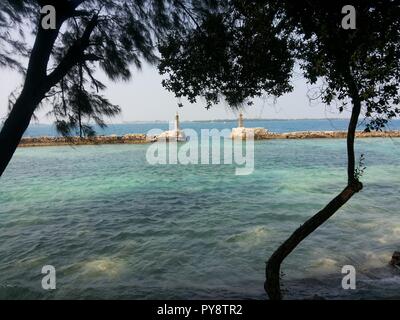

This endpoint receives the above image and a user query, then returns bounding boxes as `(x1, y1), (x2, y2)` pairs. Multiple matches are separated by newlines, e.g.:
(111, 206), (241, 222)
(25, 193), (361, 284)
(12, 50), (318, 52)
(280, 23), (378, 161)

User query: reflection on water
(0, 138), (399, 299)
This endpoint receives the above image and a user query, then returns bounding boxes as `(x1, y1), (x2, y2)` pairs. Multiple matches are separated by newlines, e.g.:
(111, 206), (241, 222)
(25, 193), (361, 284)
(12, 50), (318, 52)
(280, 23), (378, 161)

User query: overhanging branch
(45, 14), (99, 90)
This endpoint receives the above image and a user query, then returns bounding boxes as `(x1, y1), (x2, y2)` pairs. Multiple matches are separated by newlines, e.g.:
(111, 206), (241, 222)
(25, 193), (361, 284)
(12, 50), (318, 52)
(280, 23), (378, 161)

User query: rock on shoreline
(390, 251), (400, 269)
(19, 134), (147, 147)
(18, 130), (400, 147)
(256, 130), (400, 140)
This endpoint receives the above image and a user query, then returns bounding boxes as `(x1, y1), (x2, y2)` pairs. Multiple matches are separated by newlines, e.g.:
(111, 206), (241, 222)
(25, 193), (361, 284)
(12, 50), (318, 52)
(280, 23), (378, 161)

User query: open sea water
(1, 119), (400, 299)
(22, 119), (400, 137)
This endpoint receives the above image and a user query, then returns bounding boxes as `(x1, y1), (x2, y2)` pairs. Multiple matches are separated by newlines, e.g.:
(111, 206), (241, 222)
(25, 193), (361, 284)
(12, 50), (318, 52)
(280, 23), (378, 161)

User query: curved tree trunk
(0, 90), (42, 176)
(0, 8), (62, 178)
(265, 97), (363, 300)
(264, 182), (362, 300)
(0, 6), (97, 178)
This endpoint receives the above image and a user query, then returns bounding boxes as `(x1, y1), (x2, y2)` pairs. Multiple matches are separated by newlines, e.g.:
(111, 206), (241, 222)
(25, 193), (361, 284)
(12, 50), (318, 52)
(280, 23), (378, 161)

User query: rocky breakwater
(18, 130), (400, 147)
(19, 134), (148, 147)
(256, 130), (400, 140)
(231, 127), (269, 140)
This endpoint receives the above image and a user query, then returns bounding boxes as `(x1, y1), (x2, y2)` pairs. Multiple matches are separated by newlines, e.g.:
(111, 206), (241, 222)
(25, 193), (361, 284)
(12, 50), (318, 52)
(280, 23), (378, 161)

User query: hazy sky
(0, 62), (351, 124)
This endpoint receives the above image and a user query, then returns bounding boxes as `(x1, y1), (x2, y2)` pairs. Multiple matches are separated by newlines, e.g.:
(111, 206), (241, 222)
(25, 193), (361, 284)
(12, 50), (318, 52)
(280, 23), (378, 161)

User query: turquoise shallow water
(1, 138), (400, 299)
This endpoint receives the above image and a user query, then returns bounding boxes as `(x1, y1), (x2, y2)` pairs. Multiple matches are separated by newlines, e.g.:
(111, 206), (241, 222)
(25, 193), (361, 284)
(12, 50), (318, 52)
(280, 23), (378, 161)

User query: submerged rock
(390, 251), (400, 268)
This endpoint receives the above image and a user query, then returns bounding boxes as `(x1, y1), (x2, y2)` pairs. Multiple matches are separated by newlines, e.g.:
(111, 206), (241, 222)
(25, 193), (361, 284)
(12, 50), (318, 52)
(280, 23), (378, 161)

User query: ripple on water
(1, 139), (400, 299)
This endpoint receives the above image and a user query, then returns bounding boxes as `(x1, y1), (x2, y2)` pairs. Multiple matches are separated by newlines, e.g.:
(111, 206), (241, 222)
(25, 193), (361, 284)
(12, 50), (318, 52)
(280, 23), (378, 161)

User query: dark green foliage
(157, 2), (400, 301)
(159, 0), (294, 109)
(160, 0), (400, 130)
(355, 153), (366, 180)
(48, 63), (120, 137)
(281, 0), (400, 131)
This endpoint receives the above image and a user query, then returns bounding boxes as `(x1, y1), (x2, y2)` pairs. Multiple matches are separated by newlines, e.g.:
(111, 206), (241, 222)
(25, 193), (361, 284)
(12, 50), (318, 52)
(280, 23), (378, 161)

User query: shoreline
(18, 130), (400, 148)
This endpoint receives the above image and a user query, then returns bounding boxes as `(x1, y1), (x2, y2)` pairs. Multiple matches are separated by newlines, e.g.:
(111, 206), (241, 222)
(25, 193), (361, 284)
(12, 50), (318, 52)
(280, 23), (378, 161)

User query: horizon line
(28, 117), (355, 125)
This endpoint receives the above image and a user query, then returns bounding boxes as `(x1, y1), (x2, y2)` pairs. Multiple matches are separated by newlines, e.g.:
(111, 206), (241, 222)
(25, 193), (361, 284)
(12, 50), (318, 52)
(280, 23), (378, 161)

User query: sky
(0, 62), (351, 124)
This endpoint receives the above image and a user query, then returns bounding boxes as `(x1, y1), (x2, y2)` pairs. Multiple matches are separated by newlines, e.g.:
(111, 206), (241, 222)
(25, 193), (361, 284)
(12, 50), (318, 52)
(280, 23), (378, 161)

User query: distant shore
(18, 130), (400, 147)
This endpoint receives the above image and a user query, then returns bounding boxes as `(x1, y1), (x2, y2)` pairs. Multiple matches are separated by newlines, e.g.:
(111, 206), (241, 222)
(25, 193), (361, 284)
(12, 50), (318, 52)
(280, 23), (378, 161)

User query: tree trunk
(78, 63), (84, 138)
(265, 97), (363, 300)
(0, 7), (64, 177)
(0, 90), (41, 176)
(265, 181), (362, 300)
(0, 6), (97, 177)
(347, 95), (361, 184)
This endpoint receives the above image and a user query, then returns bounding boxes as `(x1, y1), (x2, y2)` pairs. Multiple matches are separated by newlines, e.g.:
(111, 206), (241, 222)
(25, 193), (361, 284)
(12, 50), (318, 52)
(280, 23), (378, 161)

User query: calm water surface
(23, 119), (400, 137)
(1, 136), (400, 299)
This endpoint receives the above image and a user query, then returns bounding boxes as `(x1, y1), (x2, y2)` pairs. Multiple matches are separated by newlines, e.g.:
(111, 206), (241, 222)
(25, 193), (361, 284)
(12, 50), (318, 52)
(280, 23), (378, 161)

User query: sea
(0, 119), (399, 299)
(21, 118), (400, 137)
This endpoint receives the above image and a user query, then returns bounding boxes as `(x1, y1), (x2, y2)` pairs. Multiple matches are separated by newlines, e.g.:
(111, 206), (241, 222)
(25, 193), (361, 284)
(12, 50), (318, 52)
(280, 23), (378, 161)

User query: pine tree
(0, 0), (220, 176)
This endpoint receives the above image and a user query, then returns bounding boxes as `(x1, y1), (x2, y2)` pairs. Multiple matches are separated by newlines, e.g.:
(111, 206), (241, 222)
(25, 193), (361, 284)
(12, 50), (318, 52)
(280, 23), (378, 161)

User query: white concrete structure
(156, 113), (187, 142)
(230, 113), (269, 140)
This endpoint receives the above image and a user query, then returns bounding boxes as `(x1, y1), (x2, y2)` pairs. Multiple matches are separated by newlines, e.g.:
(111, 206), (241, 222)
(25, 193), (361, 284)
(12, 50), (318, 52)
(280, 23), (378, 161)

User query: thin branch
(45, 14), (99, 89)
(175, 0), (201, 30)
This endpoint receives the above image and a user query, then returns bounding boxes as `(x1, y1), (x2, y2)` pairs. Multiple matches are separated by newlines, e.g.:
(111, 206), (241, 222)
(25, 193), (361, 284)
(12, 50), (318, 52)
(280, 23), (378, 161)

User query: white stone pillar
(238, 113), (244, 128)
(175, 112), (180, 131)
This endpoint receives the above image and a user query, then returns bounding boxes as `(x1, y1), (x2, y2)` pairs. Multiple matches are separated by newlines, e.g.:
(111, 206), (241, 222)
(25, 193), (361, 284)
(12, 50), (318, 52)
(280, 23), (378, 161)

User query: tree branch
(71, 10), (92, 17)
(45, 14), (99, 90)
(82, 53), (103, 62)
(175, 0), (201, 30)
(70, 0), (88, 9)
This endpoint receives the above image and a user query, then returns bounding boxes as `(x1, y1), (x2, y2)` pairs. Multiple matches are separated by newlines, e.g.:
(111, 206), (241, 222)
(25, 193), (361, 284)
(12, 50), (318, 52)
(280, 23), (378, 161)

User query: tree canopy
(282, 0), (400, 132)
(0, 0), (220, 136)
(159, 0), (294, 109)
(159, 0), (400, 131)
(0, 0), (221, 176)
(158, 0), (400, 300)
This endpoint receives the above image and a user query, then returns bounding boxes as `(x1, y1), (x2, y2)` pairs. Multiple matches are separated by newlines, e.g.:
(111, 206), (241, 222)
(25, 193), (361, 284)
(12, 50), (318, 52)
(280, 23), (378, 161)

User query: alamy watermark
(341, 265), (356, 290)
(341, 5), (356, 30)
(41, 265), (56, 290)
(41, 5), (56, 30)
(41, 4), (357, 31)
(145, 123), (254, 176)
